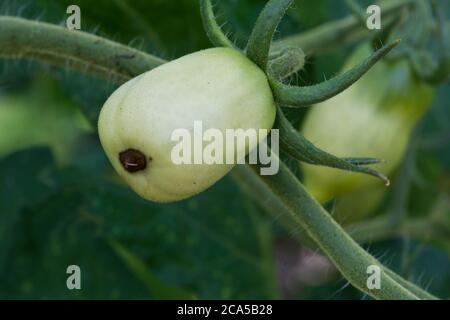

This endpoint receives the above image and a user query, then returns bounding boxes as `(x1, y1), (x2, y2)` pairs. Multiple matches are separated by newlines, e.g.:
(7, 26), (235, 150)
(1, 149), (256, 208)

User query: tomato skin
(98, 48), (276, 202)
(301, 44), (434, 216)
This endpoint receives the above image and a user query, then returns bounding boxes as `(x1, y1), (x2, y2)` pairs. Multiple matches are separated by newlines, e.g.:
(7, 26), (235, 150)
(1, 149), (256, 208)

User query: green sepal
(269, 40), (400, 108)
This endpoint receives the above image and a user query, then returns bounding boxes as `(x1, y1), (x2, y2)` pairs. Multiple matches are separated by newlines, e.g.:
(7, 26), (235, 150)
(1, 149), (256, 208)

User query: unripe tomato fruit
(99, 48), (276, 202)
(301, 44), (434, 217)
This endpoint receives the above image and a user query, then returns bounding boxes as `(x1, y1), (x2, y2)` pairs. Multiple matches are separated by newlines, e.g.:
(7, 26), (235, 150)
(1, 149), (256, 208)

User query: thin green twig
(271, 0), (416, 55)
(232, 165), (438, 300)
(249, 157), (419, 299)
(246, 0), (293, 70)
(0, 16), (166, 82)
(199, 0), (236, 48)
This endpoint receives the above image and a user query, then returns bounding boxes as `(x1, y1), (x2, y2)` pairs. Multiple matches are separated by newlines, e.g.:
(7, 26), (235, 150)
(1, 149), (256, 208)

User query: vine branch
(0, 16), (165, 82)
(246, 0), (293, 71)
(249, 157), (419, 299)
(271, 0), (416, 55)
(199, 0), (236, 49)
(232, 165), (437, 300)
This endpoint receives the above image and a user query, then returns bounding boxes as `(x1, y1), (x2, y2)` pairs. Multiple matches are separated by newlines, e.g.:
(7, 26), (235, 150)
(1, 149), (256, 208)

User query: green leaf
(109, 240), (197, 299)
(0, 147), (277, 299)
(0, 148), (57, 273)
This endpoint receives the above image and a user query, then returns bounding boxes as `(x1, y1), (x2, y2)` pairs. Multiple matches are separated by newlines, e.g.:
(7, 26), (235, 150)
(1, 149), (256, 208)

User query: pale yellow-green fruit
(98, 48), (276, 202)
(301, 44), (434, 220)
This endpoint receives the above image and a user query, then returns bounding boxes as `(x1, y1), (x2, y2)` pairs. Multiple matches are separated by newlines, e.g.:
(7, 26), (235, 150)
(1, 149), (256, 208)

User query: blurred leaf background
(0, 0), (448, 299)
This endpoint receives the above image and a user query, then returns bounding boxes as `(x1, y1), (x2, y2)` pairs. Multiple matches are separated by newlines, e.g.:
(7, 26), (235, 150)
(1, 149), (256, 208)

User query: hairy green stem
(348, 216), (447, 245)
(271, 0), (416, 55)
(199, 0), (235, 49)
(270, 41), (399, 107)
(249, 158), (419, 299)
(246, 0), (293, 70)
(0, 16), (165, 82)
(0, 15), (303, 82)
(232, 165), (437, 300)
(0, 0), (415, 81)
(233, 164), (446, 246)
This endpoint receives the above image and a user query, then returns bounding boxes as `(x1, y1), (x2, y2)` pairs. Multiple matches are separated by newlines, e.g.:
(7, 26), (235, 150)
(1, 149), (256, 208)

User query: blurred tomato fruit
(301, 43), (434, 221)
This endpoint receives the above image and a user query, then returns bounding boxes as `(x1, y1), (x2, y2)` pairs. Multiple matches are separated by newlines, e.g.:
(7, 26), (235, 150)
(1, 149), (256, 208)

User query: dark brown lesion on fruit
(119, 149), (148, 173)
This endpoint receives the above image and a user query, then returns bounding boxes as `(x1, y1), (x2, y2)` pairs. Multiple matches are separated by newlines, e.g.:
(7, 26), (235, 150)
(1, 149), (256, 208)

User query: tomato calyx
(199, 0), (401, 186)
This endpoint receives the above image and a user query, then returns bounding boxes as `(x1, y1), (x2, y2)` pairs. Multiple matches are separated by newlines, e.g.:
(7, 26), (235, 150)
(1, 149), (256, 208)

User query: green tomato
(99, 48), (276, 203)
(301, 44), (434, 218)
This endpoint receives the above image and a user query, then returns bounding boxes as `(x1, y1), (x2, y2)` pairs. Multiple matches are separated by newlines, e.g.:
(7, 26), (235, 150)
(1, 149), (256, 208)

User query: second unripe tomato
(301, 44), (434, 220)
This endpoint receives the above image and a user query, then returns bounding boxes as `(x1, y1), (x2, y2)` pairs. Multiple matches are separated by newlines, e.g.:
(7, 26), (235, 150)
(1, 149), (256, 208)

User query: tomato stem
(199, 0), (236, 49)
(232, 165), (439, 300)
(271, 0), (416, 55)
(0, 16), (165, 82)
(244, 162), (434, 300)
(246, 0), (294, 71)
